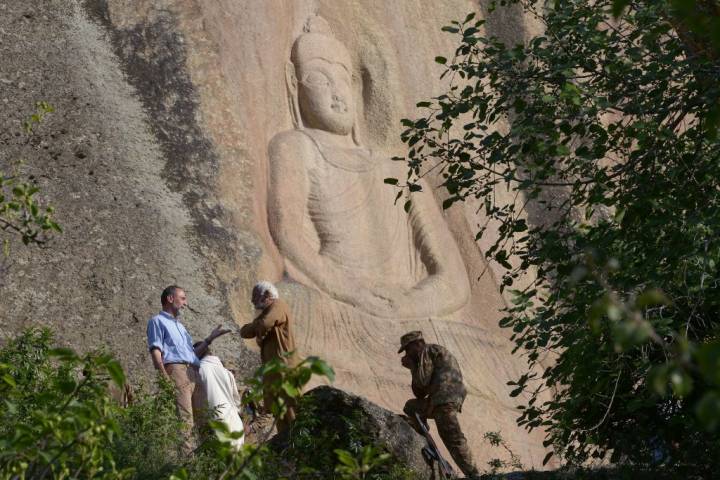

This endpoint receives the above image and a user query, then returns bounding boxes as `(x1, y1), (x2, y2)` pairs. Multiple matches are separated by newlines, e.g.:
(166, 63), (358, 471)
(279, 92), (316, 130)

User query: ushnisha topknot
(291, 15), (352, 69)
(303, 14), (333, 35)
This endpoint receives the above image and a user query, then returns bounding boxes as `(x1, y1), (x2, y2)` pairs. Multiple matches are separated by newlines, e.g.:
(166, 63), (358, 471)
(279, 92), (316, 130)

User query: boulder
(271, 385), (434, 479)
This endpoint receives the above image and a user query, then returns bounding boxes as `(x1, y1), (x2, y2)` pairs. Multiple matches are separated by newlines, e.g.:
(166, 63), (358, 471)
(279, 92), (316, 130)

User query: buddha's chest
(306, 151), (407, 243)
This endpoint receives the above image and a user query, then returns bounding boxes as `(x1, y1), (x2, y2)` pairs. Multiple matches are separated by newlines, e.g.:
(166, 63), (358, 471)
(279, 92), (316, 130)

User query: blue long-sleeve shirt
(146, 311), (200, 366)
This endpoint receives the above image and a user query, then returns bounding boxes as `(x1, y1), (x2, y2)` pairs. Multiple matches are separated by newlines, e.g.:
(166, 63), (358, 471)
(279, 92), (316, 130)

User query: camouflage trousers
(404, 398), (480, 478)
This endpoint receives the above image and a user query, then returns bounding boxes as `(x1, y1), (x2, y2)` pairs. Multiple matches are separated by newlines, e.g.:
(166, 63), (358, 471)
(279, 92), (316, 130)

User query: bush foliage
(0, 329), (411, 480)
(0, 328), (131, 479)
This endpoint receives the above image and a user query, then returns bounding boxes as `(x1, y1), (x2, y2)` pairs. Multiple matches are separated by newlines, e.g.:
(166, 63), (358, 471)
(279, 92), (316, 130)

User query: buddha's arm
(267, 132), (393, 316)
(401, 185), (471, 315)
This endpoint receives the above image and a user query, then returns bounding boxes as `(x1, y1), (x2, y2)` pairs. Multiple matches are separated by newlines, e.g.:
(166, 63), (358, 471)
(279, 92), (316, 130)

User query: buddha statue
(258, 18), (555, 467)
(267, 16), (470, 320)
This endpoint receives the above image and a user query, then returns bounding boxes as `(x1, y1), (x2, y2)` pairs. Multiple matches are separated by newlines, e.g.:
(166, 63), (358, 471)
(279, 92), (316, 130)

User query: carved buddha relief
(267, 16), (470, 319)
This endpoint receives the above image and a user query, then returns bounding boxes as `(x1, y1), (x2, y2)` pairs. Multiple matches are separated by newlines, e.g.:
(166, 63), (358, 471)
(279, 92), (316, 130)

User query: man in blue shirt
(147, 285), (230, 453)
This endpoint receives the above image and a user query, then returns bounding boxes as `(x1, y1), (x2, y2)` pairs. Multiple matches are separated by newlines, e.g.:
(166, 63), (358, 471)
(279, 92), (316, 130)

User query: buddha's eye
(302, 71), (330, 87)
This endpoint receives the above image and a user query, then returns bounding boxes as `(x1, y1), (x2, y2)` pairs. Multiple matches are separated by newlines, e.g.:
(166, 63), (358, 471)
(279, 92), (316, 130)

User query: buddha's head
(287, 16), (355, 136)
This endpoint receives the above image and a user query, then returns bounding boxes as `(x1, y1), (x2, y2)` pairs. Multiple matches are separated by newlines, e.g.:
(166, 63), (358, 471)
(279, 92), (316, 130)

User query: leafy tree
(393, 0), (720, 470)
(1, 101), (61, 254)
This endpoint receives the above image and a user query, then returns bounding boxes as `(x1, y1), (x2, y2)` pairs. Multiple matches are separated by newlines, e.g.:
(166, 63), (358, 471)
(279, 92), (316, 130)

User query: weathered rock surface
(0, 0), (256, 378)
(0, 0), (552, 470)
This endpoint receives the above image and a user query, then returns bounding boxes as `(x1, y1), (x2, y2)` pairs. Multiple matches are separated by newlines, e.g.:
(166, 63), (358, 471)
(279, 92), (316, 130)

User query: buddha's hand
(323, 275), (392, 317)
(363, 285), (414, 317)
(392, 278), (462, 318)
(344, 287), (396, 318)
(346, 285), (425, 318)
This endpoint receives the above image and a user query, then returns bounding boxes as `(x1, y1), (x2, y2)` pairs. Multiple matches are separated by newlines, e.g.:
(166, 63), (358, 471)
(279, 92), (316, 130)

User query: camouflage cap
(398, 330), (424, 353)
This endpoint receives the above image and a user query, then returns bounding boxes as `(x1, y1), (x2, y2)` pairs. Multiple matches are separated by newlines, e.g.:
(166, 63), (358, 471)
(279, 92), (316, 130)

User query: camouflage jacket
(411, 343), (467, 407)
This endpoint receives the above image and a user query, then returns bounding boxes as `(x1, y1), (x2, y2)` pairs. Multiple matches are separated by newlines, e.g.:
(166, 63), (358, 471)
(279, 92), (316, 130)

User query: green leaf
(696, 392), (720, 431)
(334, 449), (357, 467)
(634, 289), (669, 308)
(697, 341), (720, 385)
(309, 359), (336, 382)
(494, 251), (513, 270)
(435, 56), (447, 65)
(59, 378), (77, 394)
(556, 144), (571, 156)
(383, 177), (399, 185)
(670, 370), (694, 398)
(442, 197), (457, 210)
(49, 347), (79, 361)
(106, 360), (126, 387)
(649, 365), (670, 397)
(611, 0), (631, 17)
(1, 374), (16, 388)
(281, 383), (300, 398)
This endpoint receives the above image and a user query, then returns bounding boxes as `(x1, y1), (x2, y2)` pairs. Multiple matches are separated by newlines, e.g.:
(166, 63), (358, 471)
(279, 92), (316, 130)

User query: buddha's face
(296, 57), (355, 135)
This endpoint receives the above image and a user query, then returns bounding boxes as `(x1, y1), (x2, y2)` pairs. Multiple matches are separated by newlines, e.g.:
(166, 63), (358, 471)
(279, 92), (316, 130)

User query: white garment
(198, 355), (245, 448)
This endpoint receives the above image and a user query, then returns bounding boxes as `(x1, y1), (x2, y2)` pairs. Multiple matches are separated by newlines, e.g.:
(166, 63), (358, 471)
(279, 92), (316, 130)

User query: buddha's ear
(285, 61), (302, 129)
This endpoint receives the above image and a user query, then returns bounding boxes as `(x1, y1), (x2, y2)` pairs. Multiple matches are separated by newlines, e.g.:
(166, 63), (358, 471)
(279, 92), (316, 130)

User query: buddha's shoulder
(268, 129), (319, 158)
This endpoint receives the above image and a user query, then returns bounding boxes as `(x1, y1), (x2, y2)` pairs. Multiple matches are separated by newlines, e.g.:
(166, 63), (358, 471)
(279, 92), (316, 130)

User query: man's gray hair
(254, 280), (279, 299)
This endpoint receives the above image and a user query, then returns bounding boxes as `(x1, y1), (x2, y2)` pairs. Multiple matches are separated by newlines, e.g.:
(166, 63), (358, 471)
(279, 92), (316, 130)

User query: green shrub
(0, 328), (131, 479)
(0, 329), (415, 480)
(109, 377), (182, 480)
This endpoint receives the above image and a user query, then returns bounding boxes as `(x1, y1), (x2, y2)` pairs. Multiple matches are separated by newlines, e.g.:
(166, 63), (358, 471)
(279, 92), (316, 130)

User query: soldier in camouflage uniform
(399, 331), (480, 479)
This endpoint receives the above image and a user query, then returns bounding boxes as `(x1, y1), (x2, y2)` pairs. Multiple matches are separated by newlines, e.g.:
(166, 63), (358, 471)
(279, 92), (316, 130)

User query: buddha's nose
(332, 94), (347, 112)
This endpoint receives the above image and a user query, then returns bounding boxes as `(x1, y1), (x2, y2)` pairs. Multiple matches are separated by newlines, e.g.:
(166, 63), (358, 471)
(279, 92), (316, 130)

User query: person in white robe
(197, 348), (245, 448)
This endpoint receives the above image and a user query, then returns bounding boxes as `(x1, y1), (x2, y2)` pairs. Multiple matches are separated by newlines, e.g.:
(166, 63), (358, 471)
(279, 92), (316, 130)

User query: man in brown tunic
(240, 281), (298, 432)
(399, 331), (480, 479)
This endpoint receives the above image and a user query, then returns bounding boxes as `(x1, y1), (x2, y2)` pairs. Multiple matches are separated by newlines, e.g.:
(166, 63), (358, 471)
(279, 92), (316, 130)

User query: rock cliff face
(0, 0), (551, 470)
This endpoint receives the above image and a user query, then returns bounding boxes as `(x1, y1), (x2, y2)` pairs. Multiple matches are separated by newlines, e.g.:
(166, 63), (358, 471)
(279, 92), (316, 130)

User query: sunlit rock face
(1, 0), (551, 469)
